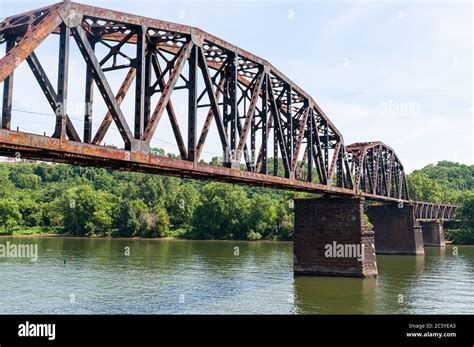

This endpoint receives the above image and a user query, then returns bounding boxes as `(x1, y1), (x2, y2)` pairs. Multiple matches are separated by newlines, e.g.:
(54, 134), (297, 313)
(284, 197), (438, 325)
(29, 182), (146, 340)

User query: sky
(0, 0), (472, 173)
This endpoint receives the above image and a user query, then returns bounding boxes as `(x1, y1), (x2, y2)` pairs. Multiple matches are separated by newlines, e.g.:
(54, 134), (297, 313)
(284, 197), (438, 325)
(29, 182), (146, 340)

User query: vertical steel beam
(134, 26), (146, 140)
(250, 115), (256, 166)
(2, 39), (15, 130)
(53, 23), (69, 139)
(286, 85), (293, 165)
(312, 112), (327, 184)
(260, 74), (268, 174)
(273, 126), (278, 176)
(144, 48), (152, 129)
(337, 146), (343, 187)
(225, 53), (238, 165)
(188, 44), (198, 162)
(83, 38), (96, 143)
(307, 112), (313, 182)
(323, 120), (329, 174)
(268, 81), (290, 177)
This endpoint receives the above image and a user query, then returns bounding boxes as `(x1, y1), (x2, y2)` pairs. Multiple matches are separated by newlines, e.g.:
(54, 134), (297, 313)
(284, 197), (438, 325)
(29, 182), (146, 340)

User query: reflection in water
(294, 276), (377, 314)
(0, 237), (473, 314)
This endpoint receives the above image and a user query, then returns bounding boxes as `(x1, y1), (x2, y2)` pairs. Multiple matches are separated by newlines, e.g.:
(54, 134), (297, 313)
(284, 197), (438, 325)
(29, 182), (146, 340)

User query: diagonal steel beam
(198, 47), (229, 155)
(196, 77), (226, 161)
(311, 113), (327, 184)
(255, 114), (273, 173)
(143, 41), (193, 142)
(235, 70), (264, 163)
(268, 75), (290, 176)
(150, 53), (187, 159)
(72, 24), (133, 148)
(297, 145), (308, 179)
(92, 67), (136, 145)
(0, 3), (64, 83)
(342, 147), (354, 189)
(291, 106), (309, 172)
(235, 111), (255, 171)
(26, 51), (80, 141)
(327, 142), (341, 185)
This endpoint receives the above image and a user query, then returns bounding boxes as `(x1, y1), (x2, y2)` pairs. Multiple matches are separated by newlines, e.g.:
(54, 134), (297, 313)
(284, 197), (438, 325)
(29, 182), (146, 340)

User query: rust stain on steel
(0, 2), (459, 221)
(0, 129), (357, 197)
(0, 3), (64, 83)
(64, 2), (342, 139)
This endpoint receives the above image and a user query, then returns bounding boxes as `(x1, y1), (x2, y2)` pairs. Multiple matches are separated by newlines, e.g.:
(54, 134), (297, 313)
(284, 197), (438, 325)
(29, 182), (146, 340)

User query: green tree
(0, 176), (15, 199)
(13, 173), (41, 190)
(248, 195), (278, 239)
(407, 172), (444, 203)
(87, 210), (113, 235)
(138, 205), (169, 237)
(17, 196), (42, 227)
(112, 200), (141, 236)
(191, 183), (251, 239)
(168, 184), (200, 228)
(0, 198), (22, 232)
(62, 185), (115, 235)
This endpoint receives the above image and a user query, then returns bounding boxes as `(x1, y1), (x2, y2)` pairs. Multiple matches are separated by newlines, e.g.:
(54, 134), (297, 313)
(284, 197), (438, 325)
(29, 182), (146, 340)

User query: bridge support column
(294, 197), (377, 278)
(367, 203), (424, 255)
(421, 222), (445, 247)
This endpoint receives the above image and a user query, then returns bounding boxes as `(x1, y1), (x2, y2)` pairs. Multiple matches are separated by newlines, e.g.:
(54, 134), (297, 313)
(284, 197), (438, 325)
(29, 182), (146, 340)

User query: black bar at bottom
(0, 314), (472, 346)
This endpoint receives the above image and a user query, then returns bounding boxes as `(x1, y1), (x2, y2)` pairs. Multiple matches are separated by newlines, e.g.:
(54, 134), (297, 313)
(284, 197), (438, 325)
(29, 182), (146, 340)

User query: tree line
(0, 157), (471, 243)
(0, 155), (302, 240)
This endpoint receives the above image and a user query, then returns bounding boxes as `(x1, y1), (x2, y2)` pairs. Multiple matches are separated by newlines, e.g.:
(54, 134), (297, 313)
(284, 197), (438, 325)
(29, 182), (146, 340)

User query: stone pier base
(421, 222), (445, 247)
(294, 197), (377, 278)
(367, 203), (424, 255)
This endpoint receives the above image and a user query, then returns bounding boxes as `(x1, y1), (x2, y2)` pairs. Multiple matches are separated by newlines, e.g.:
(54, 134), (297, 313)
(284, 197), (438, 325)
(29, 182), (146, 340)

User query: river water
(0, 237), (473, 314)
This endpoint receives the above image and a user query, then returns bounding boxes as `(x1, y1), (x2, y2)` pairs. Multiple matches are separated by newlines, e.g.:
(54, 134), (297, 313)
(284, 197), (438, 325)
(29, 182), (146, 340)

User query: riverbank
(1, 227), (472, 245)
(0, 228), (291, 242)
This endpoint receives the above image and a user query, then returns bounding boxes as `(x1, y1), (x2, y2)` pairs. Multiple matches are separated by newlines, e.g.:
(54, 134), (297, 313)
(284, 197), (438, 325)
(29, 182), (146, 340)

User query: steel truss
(0, 2), (459, 220)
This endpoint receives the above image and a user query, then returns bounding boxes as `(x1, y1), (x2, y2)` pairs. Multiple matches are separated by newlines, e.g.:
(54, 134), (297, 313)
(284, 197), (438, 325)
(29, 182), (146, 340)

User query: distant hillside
(412, 161), (473, 191)
(406, 161), (473, 244)
(407, 161), (473, 204)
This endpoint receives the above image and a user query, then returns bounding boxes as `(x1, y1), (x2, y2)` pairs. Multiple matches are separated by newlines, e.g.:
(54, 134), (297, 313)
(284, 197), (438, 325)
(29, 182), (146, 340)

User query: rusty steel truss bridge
(0, 2), (458, 221)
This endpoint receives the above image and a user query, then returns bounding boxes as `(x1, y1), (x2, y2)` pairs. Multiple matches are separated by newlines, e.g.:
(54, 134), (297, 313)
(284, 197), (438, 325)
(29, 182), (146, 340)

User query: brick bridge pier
(294, 197), (448, 278)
